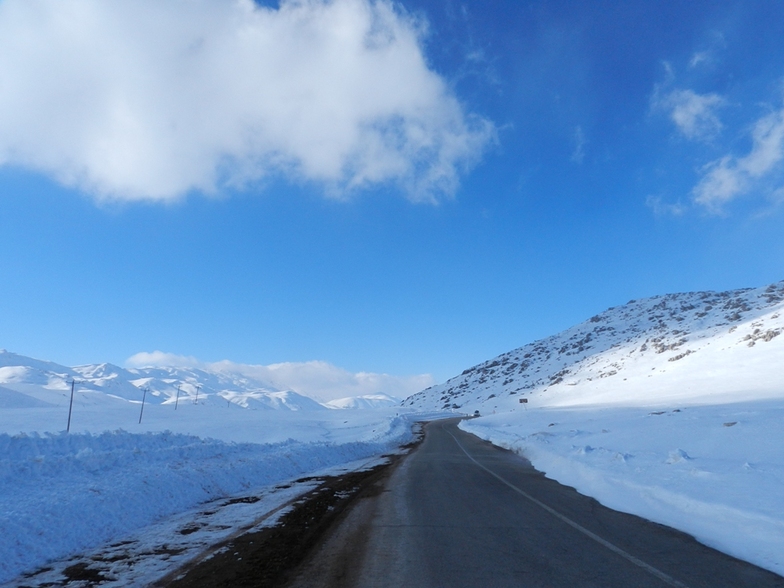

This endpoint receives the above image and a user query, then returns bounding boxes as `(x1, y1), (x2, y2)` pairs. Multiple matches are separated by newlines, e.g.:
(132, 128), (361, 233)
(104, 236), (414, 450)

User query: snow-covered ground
(3, 279), (783, 582)
(409, 280), (784, 576)
(0, 352), (422, 585)
(461, 401), (784, 576)
(325, 393), (400, 410)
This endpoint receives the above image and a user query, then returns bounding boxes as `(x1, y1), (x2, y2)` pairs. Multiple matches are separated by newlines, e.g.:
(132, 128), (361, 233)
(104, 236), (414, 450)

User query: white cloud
(689, 51), (710, 69)
(571, 125), (586, 164)
(126, 350), (201, 368)
(688, 31), (726, 70)
(645, 195), (686, 217)
(653, 88), (724, 141)
(0, 0), (493, 203)
(693, 107), (784, 211)
(125, 351), (434, 402)
(226, 359), (434, 402)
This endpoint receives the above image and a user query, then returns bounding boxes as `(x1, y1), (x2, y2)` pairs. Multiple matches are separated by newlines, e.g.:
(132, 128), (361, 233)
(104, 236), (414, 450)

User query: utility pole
(194, 384), (201, 405)
(139, 387), (148, 424)
(175, 384), (181, 410)
(66, 379), (76, 433)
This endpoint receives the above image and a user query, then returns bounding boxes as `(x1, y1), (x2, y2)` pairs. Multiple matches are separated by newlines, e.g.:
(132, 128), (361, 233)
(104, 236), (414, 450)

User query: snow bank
(0, 406), (415, 583)
(460, 400), (784, 576)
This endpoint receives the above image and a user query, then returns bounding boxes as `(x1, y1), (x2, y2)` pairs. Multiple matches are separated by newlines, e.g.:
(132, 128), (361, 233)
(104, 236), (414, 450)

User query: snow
(409, 280), (784, 576)
(325, 393), (400, 409)
(460, 402), (784, 576)
(3, 279), (784, 582)
(0, 385), (52, 409)
(8, 476), (324, 588)
(0, 352), (419, 585)
(0, 350), (361, 410)
(406, 281), (784, 412)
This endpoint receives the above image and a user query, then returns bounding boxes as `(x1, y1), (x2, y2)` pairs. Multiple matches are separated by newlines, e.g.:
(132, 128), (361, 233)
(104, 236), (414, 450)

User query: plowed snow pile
(0, 354), (416, 584)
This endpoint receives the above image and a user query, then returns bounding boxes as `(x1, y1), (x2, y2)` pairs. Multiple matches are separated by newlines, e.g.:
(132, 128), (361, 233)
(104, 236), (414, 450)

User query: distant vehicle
(473, 410), (480, 417)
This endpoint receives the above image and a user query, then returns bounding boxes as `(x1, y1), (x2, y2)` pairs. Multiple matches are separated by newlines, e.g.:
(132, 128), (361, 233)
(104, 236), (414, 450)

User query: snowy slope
(405, 280), (784, 411)
(0, 385), (53, 409)
(326, 393), (400, 409)
(219, 389), (328, 410)
(404, 279), (784, 576)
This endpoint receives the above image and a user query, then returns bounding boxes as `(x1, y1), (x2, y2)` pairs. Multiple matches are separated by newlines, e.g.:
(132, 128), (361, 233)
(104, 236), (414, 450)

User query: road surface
(288, 418), (783, 588)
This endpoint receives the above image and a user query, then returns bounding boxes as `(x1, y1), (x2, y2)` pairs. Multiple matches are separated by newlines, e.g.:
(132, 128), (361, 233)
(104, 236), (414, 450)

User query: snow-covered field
(410, 280), (784, 576)
(0, 352), (420, 585)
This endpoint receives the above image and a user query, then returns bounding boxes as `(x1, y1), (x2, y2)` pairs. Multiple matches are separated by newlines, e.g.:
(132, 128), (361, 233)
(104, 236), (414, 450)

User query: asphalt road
(288, 418), (783, 588)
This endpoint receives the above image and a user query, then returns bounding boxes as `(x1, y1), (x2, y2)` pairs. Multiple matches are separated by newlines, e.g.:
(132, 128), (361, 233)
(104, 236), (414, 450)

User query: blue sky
(1, 0), (783, 389)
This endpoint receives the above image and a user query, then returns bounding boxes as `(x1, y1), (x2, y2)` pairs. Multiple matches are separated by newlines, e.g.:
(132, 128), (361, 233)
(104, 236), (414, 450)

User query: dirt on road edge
(159, 427), (424, 588)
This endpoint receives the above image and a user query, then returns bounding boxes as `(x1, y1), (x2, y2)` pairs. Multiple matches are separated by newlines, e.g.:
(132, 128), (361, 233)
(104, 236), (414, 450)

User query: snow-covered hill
(326, 393), (400, 410)
(405, 280), (784, 412)
(402, 279), (784, 576)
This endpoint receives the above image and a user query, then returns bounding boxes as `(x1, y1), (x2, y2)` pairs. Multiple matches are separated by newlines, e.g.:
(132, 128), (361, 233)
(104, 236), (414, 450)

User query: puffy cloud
(125, 350), (201, 368)
(693, 107), (784, 211)
(126, 351), (434, 401)
(645, 195), (686, 217)
(653, 88), (724, 141)
(222, 359), (434, 401)
(571, 125), (586, 164)
(0, 0), (493, 203)
(689, 51), (710, 69)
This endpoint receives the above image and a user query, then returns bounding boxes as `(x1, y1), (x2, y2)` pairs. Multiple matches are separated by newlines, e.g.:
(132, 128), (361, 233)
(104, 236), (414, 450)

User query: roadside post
(66, 379), (76, 433)
(139, 387), (148, 424)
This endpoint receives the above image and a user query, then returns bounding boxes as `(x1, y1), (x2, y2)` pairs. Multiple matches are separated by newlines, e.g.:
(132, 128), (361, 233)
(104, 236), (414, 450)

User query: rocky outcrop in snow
(405, 280), (784, 411)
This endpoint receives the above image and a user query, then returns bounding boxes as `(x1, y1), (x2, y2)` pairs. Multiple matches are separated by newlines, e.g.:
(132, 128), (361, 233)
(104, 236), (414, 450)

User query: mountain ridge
(0, 352), (333, 410)
(405, 280), (784, 411)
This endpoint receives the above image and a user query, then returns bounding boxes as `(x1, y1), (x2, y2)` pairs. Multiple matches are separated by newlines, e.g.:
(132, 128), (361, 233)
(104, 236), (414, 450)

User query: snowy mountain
(405, 280), (784, 411)
(0, 384), (54, 409)
(419, 279), (784, 577)
(0, 351), (331, 410)
(325, 393), (401, 409)
(219, 389), (328, 410)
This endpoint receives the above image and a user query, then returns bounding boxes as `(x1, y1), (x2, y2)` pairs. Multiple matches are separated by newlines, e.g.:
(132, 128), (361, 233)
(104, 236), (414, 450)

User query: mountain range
(0, 351), (399, 411)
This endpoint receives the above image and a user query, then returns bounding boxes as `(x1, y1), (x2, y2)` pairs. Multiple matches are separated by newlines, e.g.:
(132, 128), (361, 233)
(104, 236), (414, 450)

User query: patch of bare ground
(159, 432), (422, 588)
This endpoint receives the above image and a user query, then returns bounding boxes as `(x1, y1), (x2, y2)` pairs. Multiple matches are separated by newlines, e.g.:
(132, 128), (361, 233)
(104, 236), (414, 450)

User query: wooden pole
(175, 384), (181, 410)
(139, 387), (148, 424)
(66, 379), (76, 433)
